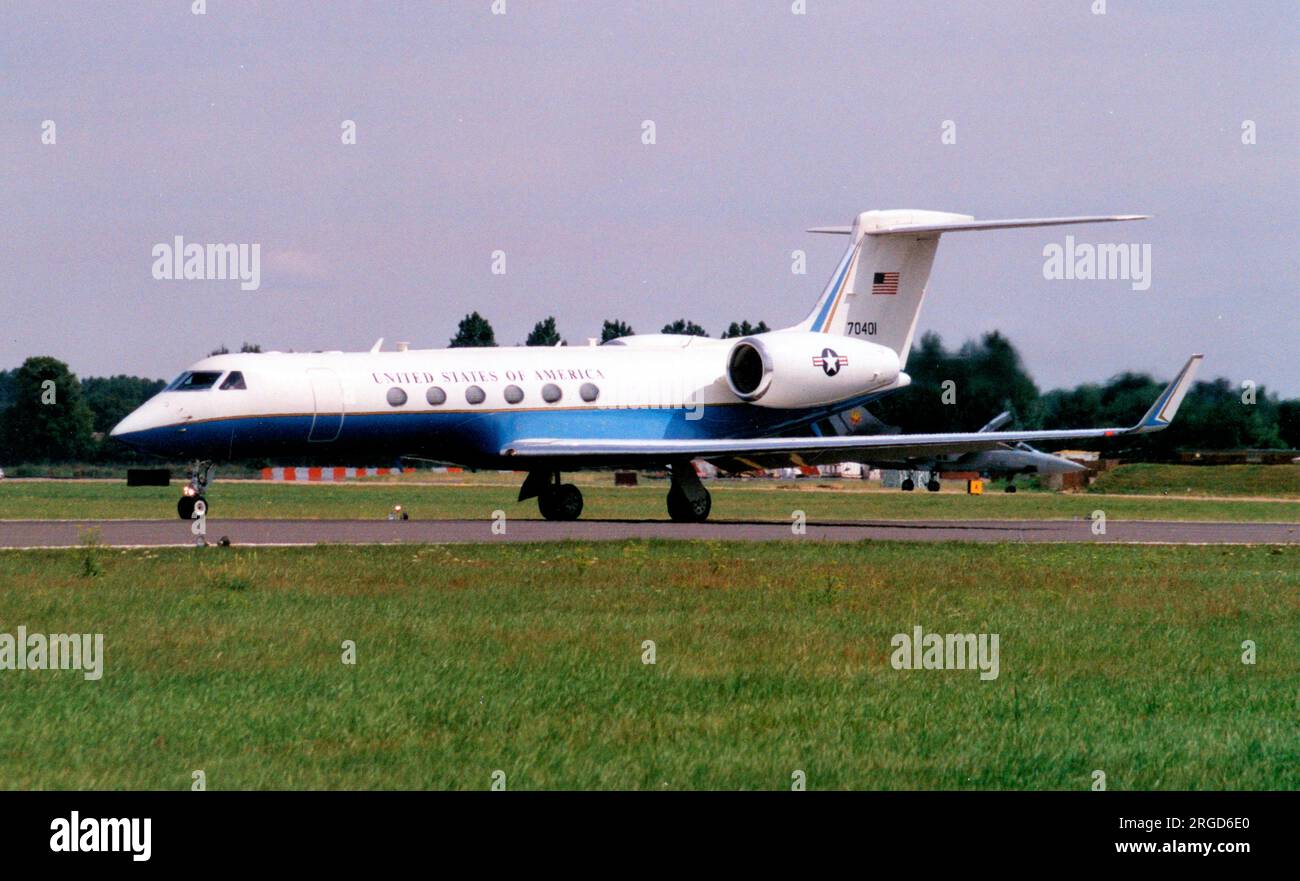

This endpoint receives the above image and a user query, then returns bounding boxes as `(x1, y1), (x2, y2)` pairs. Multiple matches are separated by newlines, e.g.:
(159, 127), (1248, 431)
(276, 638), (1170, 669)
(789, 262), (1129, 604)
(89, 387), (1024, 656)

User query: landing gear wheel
(1004, 484), (1018, 493)
(666, 484), (712, 522)
(177, 495), (200, 520)
(538, 483), (583, 521)
(178, 460), (215, 520)
(926, 479), (941, 492)
(901, 478), (915, 492)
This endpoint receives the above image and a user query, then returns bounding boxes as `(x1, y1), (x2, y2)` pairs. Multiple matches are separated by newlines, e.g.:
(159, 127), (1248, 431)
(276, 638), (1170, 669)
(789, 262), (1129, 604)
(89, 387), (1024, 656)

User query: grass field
(0, 541), (1295, 790)
(2, 473), (1298, 523)
(1090, 463), (1300, 498)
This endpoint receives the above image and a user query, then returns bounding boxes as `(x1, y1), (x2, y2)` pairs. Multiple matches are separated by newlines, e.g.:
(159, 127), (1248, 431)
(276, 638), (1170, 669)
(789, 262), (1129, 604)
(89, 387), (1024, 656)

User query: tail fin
(792, 210), (1149, 369)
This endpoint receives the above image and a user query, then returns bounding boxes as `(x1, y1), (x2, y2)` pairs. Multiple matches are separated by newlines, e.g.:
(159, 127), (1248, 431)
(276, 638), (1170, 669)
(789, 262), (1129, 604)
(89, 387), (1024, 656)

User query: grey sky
(2, 1), (1297, 394)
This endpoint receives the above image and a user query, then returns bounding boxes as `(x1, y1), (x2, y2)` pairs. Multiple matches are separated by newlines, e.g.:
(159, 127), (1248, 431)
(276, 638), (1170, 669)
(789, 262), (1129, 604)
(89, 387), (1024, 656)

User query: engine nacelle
(725, 332), (900, 408)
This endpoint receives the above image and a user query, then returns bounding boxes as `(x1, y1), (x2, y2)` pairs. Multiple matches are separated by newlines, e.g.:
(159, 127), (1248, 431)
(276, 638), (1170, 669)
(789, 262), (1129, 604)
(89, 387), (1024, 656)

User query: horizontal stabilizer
(864, 214), (1149, 237)
(807, 214), (1147, 237)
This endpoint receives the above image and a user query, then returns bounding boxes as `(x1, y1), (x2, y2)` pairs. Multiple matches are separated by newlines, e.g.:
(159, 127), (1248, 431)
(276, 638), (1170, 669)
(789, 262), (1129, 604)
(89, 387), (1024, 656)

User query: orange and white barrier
(260, 466), (422, 481)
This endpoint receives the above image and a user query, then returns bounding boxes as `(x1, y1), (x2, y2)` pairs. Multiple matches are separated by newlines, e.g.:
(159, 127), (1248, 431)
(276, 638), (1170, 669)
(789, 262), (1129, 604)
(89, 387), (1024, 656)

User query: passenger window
(387, 387), (408, 406)
(465, 385), (486, 405)
(504, 385), (524, 404)
(219, 371), (246, 390)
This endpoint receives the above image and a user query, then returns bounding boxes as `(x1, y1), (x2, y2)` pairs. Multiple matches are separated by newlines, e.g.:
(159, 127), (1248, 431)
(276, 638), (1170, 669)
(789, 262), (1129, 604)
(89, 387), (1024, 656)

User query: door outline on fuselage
(307, 368), (344, 442)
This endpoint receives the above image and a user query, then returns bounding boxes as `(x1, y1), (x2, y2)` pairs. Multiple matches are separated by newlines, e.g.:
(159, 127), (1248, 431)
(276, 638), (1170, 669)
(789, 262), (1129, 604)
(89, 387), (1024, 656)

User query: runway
(1, 518), (1296, 548)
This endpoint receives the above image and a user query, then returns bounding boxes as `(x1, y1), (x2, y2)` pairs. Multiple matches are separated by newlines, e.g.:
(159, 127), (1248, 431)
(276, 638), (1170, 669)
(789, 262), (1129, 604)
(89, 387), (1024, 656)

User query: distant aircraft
(111, 208), (1201, 522)
(830, 410), (1087, 492)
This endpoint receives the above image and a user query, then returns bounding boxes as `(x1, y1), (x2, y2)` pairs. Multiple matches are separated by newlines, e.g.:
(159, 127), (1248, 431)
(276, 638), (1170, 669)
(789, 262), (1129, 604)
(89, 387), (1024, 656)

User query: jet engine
(725, 332), (900, 409)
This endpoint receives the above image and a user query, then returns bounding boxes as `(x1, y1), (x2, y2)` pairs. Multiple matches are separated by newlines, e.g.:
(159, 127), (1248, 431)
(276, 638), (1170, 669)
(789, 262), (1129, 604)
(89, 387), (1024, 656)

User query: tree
(873, 331), (1039, 434)
(1033, 372), (1286, 458)
(1278, 400), (1300, 449)
(209, 342), (261, 357)
(661, 319), (708, 337)
(0, 369), (15, 412)
(450, 312), (497, 348)
(960, 330), (1039, 426)
(1164, 378), (1283, 452)
(525, 316), (563, 347)
(0, 357), (95, 462)
(601, 319), (634, 343)
(81, 375), (167, 436)
(722, 320), (770, 338)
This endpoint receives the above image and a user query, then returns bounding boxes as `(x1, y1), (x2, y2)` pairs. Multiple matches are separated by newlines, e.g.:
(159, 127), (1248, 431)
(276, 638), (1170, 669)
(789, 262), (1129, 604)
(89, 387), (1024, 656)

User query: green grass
(1091, 463), (1300, 498)
(0, 542), (1295, 790)
(2, 475), (1298, 522)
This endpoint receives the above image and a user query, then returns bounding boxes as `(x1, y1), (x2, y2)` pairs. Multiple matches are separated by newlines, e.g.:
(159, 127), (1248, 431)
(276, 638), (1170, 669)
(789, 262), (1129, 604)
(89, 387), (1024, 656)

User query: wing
(501, 355), (1202, 471)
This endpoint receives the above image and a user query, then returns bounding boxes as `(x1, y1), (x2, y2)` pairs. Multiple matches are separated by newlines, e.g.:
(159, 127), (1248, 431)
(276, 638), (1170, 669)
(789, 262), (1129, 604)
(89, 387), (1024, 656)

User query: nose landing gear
(177, 461), (214, 520)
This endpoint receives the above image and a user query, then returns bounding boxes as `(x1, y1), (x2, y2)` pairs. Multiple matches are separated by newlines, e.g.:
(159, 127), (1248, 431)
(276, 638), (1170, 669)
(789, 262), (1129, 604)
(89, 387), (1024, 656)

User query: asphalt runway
(0, 518), (1296, 548)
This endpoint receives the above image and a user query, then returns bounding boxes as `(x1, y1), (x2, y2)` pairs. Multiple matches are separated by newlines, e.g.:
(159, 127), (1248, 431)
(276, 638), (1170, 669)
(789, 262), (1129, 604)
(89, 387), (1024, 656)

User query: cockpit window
(169, 371), (223, 391)
(219, 371), (246, 390)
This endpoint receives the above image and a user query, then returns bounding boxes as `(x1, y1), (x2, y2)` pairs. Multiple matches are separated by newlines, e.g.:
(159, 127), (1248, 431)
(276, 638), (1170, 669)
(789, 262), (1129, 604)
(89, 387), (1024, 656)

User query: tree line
(872, 331), (1299, 458)
(1, 325), (1295, 464)
(450, 313), (770, 347)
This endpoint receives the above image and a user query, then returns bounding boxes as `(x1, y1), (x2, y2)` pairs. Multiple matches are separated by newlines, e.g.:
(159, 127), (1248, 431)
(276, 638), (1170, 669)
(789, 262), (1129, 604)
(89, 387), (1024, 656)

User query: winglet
(1132, 354), (1203, 433)
(979, 411), (1013, 433)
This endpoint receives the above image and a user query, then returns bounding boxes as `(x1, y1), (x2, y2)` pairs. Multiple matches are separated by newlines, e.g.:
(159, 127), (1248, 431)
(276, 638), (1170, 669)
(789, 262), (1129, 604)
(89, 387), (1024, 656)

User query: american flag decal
(871, 271), (900, 295)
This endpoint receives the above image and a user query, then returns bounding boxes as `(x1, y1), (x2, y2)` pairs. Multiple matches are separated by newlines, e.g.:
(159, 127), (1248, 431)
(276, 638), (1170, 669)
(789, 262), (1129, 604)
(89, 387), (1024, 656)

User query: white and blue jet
(112, 209), (1202, 522)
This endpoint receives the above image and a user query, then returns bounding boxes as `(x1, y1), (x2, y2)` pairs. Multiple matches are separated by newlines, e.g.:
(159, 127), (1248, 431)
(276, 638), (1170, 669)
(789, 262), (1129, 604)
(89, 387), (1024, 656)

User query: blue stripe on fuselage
(113, 391), (897, 467)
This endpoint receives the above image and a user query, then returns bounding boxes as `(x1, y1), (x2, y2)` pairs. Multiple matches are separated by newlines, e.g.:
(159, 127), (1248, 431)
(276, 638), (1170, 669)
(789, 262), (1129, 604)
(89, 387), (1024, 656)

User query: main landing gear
(900, 471), (940, 493)
(519, 465), (713, 523)
(519, 470), (584, 521)
(666, 462), (711, 523)
(177, 460), (214, 520)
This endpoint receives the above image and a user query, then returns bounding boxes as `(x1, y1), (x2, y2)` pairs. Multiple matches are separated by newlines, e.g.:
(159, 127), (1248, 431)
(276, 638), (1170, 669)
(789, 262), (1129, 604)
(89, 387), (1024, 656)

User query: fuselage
(111, 335), (906, 469)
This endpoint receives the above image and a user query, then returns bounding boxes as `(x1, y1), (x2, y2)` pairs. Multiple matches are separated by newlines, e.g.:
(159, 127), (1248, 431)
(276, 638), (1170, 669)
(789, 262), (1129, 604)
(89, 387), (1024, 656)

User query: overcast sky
(2, 1), (1296, 394)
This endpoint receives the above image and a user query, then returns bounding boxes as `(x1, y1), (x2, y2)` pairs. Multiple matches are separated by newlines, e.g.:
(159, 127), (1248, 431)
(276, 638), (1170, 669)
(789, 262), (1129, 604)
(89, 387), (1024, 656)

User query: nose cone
(110, 399), (171, 449)
(110, 408), (149, 439)
(1036, 453), (1088, 474)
